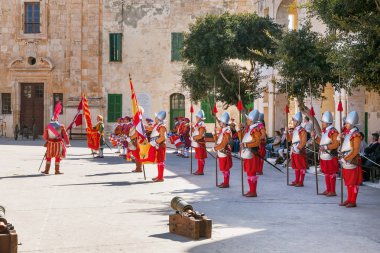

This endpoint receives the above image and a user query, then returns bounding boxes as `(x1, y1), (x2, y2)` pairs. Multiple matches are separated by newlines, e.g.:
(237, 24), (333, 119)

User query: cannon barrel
(0, 206), (6, 224)
(0, 206), (7, 233)
(171, 197), (194, 213)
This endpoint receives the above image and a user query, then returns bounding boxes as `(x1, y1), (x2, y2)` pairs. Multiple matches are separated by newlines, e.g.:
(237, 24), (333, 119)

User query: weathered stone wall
(102, 0), (257, 132)
(0, 0), (103, 137)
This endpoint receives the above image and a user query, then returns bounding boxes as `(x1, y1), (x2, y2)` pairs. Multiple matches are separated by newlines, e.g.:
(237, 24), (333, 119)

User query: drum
(170, 135), (183, 148)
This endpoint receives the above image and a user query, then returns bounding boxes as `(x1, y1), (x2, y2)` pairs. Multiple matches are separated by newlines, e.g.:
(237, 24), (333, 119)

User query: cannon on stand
(169, 197), (212, 240)
(0, 206), (18, 253)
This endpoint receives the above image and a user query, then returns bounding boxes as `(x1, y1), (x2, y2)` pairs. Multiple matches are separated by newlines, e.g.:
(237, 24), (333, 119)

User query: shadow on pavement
(0, 174), (46, 179)
(149, 232), (197, 242)
(56, 180), (153, 187)
(85, 171), (135, 177)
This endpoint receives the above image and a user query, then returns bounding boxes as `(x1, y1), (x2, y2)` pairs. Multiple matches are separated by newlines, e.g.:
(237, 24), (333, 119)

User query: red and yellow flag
(130, 77), (147, 141)
(83, 94), (100, 150)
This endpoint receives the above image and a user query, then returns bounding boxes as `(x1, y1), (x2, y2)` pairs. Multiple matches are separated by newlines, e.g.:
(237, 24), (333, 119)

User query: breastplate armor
(241, 125), (254, 159)
(47, 122), (61, 140)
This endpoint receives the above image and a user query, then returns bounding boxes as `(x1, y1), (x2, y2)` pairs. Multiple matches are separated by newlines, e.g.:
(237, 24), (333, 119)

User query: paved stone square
(0, 139), (379, 253)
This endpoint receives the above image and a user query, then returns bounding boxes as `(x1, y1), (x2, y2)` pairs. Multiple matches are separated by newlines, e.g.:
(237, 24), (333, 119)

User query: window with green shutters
(169, 93), (185, 130)
(108, 94), (122, 122)
(171, 32), (184, 61)
(110, 33), (122, 62)
(201, 96), (215, 123)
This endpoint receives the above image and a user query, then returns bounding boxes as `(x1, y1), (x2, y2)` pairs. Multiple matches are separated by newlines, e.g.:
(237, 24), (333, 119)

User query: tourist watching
(359, 132), (367, 155)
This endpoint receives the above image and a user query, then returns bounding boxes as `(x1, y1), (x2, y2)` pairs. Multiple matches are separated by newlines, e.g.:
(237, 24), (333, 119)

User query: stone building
(253, 0), (380, 141)
(0, 0), (257, 137)
(0, 0), (378, 140)
(0, 0), (103, 137)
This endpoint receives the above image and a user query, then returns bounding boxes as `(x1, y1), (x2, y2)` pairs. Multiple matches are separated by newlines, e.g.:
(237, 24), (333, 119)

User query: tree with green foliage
(275, 23), (338, 132)
(309, 0), (380, 92)
(181, 13), (282, 113)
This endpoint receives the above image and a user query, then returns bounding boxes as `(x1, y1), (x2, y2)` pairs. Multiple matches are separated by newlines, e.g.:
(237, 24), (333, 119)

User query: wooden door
(20, 83), (44, 134)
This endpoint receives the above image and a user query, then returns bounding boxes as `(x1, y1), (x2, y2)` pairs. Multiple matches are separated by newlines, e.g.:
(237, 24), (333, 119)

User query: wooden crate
(169, 213), (212, 240)
(0, 230), (18, 253)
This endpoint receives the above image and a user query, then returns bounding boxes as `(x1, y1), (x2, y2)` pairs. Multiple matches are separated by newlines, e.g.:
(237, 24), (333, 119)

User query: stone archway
(275, 0), (298, 30)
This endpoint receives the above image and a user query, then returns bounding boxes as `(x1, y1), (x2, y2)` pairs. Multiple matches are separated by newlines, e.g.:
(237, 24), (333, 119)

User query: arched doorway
(169, 93), (185, 130)
(276, 0), (298, 30)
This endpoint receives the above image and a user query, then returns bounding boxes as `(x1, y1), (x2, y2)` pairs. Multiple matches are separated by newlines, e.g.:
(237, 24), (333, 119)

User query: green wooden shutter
(201, 96), (215, 123)
(110, 33), (122, 62)
(108, 94), (122, 122)
(171, 32), (184, 61)
(170, 94), (185, 130)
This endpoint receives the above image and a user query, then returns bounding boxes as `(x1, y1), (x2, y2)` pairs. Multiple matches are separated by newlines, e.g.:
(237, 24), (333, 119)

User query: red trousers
(320, 158), (339, 174)
(157, 145), (166, 163)
(258, 144), (266, 173)
(218, 155), (232, 171)
(195, 145), (207, 159)
(342, 167), (363, 186)
(291, 152), (307, 170)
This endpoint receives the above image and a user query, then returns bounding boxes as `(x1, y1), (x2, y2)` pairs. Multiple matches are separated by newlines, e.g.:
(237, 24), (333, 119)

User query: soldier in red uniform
(213, 112), (233, 188)
(172, 117), (180, 154)
(191, 110), (207, 175)
(257, 113), (266, 175)
(287, 112), (308, 187)
(41, 102), (70, 175)
(339, 111), (362, 208)
(149, 111), (167, 182)
(312, 111), (340, 196)
(182, 118), (191, 158)
(240, 110), (260, 197)
(126, 107), (144, 172)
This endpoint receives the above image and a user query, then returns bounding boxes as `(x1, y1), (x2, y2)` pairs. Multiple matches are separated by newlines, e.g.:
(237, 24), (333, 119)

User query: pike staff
(237, 74), (245, 196)
(190, 103), (194, 174)
(309, 79), (320, 195)
(337, 75), (344, 204)
(213, 77), (219, 187)
(285, 82), (290, 185)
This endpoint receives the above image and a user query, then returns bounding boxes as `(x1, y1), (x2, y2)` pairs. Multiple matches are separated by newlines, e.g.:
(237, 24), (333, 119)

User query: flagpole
(310, 79), (319, 195)
(286, 83), (290, 186)
(190, 103), (194, 175)
(237, 74), (244, 196)
(214, 77), (218, 187)
(129, 73), (146, 181)
(338, 74), (344, 204)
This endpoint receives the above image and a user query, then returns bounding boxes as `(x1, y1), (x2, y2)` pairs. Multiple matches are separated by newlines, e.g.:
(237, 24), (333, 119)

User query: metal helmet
(346, 111), (359, 125)
(155, 111), (167, 122)
(258, 113), (264, 123)
(196, 110), (206, 120)
(321, 111), (333, 124)
(246, 109), (259, 123)
(219, 112), (230, 125)
(292, 112), (302, 124)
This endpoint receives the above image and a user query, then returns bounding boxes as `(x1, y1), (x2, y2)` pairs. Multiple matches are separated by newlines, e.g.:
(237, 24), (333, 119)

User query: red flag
(309, 106), (315, 117)
(75, 114), (83, 126)
(337, 101), (343, 112)
(77, 100), (83, 110)
(190, 104), (194, 113)
(285, 105), (290, 113)
(82, 94), (100, 150)
(213, 104), (218, 114)
(237, 100), (243, 111)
